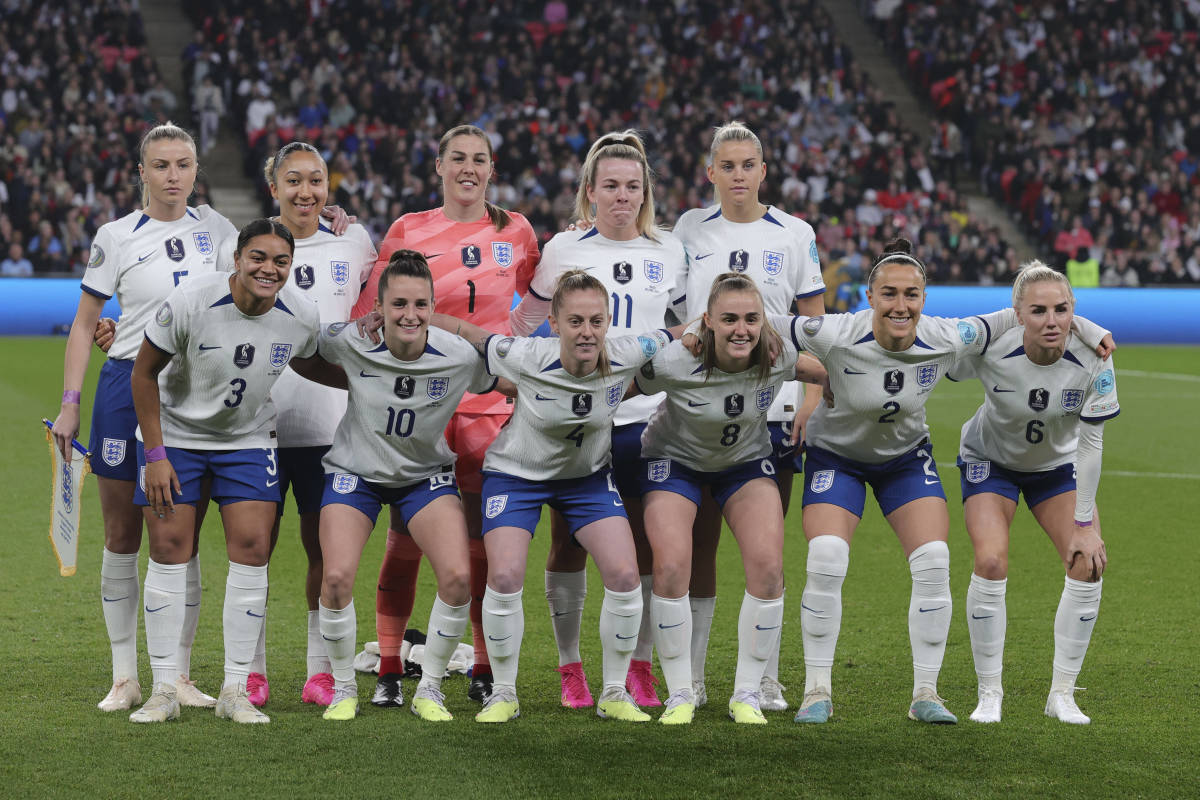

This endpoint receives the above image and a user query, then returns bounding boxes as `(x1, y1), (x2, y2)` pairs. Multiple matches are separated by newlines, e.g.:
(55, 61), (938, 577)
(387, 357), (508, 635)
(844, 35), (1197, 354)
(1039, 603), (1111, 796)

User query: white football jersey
(637, 315), (804, 472)
(143, 272), (320, 449)
(82, 205), (237, 360)
(952, 328), (1120, 472)
(531, 228), (686, 425)
(320, 325), (495, 486)
(272, 223), (377, 447)
(482, 331), (671, 480)
(674, 204), (825, 422)
(795, 309), (1016, 463)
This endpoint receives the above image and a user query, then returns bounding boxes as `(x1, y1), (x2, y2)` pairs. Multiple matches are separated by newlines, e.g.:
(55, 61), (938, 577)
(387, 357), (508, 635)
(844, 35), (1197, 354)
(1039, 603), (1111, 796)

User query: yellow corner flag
(42, 419), (91, 577)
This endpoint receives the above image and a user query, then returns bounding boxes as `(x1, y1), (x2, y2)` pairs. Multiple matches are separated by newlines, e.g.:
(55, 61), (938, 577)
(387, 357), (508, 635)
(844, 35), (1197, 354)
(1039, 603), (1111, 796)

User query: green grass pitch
(1, 338), (1197, 799)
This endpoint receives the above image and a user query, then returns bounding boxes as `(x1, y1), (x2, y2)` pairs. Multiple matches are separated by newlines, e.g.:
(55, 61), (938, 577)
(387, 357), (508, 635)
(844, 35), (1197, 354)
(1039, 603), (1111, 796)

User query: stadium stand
(869, 0), (1200, 285)
(181, 0), (1018, 291)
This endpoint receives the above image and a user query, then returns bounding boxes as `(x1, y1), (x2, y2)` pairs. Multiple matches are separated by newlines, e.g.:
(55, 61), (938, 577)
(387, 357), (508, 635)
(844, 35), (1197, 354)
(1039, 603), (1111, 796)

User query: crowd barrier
(1, 279), (1196, 344)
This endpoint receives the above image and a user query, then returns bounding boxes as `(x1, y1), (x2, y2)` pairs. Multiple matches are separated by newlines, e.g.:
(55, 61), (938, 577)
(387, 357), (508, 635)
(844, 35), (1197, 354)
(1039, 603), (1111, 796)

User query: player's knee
(1066, 558), (1104, 583)
(973, 552), (1008, 581)
(603, 564), (640, 593)
(487, 563), (525, 595)
(746, 561), (784, 600)
(652, 559), (690, 599)
(438, 568), (471, 606)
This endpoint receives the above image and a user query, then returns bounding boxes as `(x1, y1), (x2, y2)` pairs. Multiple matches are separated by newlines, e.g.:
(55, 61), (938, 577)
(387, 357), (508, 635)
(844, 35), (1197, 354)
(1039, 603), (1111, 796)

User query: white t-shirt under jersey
(636, 315), (805, 472)
(271, 222), (377, 448)
(143, 272), (320, 449)
(531, 227), (686, 426)
(319, 324), (495, 487)
(952, 328), (1121, 472)
(481, 331), (671, 481)
(673, 204), (825, 422)
(82, 205), (238, 360)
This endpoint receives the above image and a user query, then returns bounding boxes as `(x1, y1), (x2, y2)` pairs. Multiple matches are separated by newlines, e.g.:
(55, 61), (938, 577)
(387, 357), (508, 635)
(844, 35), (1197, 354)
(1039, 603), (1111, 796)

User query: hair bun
(882, 237), (914, 255)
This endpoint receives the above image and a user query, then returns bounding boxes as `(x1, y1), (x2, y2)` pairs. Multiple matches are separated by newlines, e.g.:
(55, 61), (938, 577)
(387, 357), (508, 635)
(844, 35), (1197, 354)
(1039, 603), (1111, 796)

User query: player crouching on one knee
(128, 219), (340, 724)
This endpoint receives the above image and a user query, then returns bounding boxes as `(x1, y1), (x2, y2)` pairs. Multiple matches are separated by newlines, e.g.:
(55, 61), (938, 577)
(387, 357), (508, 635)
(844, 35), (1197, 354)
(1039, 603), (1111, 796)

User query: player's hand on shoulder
(94, 317), (116, 353)
(321, 205), (356, 236)
(355, 310), (384, 343)
(1097, 333), (1116, 359)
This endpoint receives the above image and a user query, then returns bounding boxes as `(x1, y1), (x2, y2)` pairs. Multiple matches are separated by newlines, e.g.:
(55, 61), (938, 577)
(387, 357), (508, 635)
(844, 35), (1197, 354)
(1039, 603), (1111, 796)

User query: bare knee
(973, 552), (1008, 581)
(603, 564), (640, 593)
(487, 562), (526, 595)
(438, 568), (470, 606)
(652, 559), (691, 598)
(322, 564), (357, 605)
(745, 558), (784, 599)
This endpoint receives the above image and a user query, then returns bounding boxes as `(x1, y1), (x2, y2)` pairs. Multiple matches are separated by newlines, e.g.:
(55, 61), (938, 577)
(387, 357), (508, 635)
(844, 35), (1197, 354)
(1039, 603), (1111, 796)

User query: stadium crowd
(179, 0), (1021, 292)
(0, 1), (218, 275)
(870, 0), (1200, 285)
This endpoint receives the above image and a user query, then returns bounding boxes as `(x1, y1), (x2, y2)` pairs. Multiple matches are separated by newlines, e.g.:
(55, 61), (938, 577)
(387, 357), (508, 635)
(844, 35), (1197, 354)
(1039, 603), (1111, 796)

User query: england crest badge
(492, 242), (513, 268)
(485, 494), (508, 519)
(331, 260), (350, 286)
(965, 461), (991, 484)
(647, 460), (671, 483)
(192, 231), (214, 255)
(102, 438), (126, 467)
(810, 469), (835, 494)
(1061, 389), (1084, 412)
(428, 377), (449, 400)
(270, 343), (293, 369)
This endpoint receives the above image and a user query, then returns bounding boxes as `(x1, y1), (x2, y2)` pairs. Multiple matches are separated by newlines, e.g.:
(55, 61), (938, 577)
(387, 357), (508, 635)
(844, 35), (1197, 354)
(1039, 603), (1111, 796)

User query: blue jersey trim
(672, 293), (686, 306)
(186, 208), (199, 220)
(789, 317), (804, 351)
(976, 315), (993, 356)
(1063, 350), (1085, 368)
(542, 358), (563, 373)
(1080, 409), (1120, 423)
(273, 297), (294, 316)
(912, 336), (934, 350)
(528, 285), (551, 302)
(691, 363), (706, 375)
(761, 210), (785, 228)
(854, 332), (875, 345)
(81, 284), (112, 301)
(579, 228), (600, 241)
(132, 214), (152, 232)
(318, 222), (333, 234)
(703, 208), (722, 222)
(1003, 345), (1026, 359)
(211, 294), (236, 308)
(144, 332), (173, 356)
(483, 334), (498, 376)
(424, 343), (446, 357)
(796, 287), (825, 299)
(367, 342), (388, 353)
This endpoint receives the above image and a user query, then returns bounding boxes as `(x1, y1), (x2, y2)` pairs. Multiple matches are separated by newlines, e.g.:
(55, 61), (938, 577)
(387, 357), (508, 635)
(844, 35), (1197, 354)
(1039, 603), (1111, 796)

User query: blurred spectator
(194, 74), (224, 155)
(1, 242), (33, 277)
(1101, 249), (1141, 287)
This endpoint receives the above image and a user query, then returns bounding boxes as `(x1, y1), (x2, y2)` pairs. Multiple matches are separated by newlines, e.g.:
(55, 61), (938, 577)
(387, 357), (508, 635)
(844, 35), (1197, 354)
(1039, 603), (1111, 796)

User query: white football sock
(801, 535), (849, 694)
(966, 573), (1007, 689)
(418, 595), (470, 690)
(306, 609), (330, 678)
(482, 587), (524, 690)
(689, 595), (716, 685)
(319, 600), (357, 689)
(650, 592), (691, 697)
(734, 590), (784, 694)
(249, 582), (268, 676)
(631, 574), (655, 662)
(908, 541), (952, 696)
(764, 589), (784, 682)
(143, 559), (186, 686)
(101, 548), (139, 682)
(178, 555), (201, 677)
(545, 569), (585, 666)
(598, 586), (642, 691)
(1052, 576), (1102, 693)
(223, 561), (268, 690)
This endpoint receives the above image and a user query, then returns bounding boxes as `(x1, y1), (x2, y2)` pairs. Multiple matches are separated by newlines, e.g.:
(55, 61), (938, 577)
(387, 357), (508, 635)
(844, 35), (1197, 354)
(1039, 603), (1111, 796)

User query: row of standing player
(53, 120), (1117, 726)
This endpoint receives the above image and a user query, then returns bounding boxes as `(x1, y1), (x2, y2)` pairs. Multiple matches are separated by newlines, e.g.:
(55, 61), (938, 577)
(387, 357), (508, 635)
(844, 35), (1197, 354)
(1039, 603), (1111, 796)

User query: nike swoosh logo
(970, 613), (993, 620)
(145, 604), (169, 613)
(615, 633), (637, 640)
(550, 611), (570, 618)
(185, 602), (200, 608)
(801, 603), (823, 614)
(137, 252), (154, 263)
(694, 253), (713, 260)
(436, 629), (456, 639)
(843, 367), (866, 375)
(658, 622), (684, 629)
(246, 609), (265, 618)
(754, 624), (780, 631)
(322, 634), (343, 641)
(425, 253), (444, 259)
(103, 595), (129, 603)
(924, 479), (939, 485)
(687, 400), (710, 407)
(488, 634), (512, 641)
(918, 606), (947, 613)
(1079, 615), (1097, 622)
(359, 370), (381, 378)
(535, 393), (554, 401)
(992, 385), (1014, 393)
(199, 344), (221, 351)
(266, 480), (279, 487)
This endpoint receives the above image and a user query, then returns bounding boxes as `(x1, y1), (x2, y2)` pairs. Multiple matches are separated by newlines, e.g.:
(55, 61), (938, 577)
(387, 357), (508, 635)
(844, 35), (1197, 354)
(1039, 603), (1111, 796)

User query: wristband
(1074, 518), (1093, 527)
(145, 446), (168, 463)
(62, 390), (82, 404)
